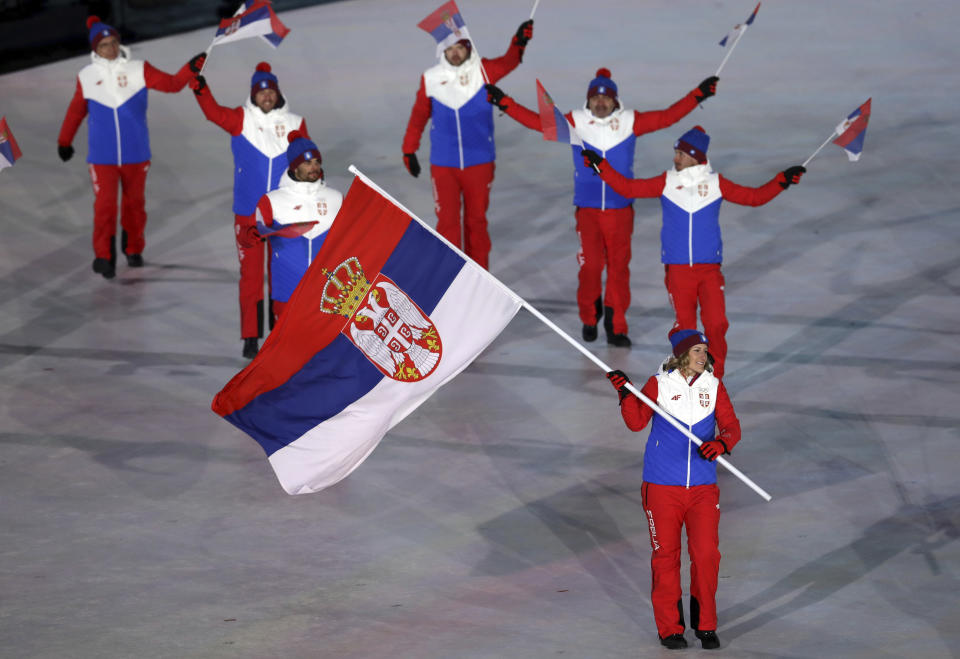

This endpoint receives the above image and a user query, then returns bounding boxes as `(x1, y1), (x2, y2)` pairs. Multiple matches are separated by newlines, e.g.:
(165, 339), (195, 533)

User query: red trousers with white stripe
(664, 263), (729, 377)
(88, 161), (150, 260)
(431, 162), (495, 270)
(235, 213), (270, 340)
(575, 206), (634, 335)
(642, 482), (721, 638)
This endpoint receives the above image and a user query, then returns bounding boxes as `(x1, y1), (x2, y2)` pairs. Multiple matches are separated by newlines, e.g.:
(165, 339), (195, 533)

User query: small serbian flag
(256, 220), (318, 238)
(719, 2), (760, 46)
(536, 80), (582, 146)
(213, 1), (290, 48)
(832, 98), (872, 161)
(233, 0), (288, 48)
(212, 171), (522, 494)
(418, 1), (472, 58)
(0, 117), (22, 171)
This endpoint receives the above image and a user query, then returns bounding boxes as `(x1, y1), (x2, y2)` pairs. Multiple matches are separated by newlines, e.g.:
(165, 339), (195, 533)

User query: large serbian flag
(418, 1), (472, 58)
(0, 117), (22, 172)
(213, 1), (290, 48)
(536, 79), (582, 146)
(212, 171), (522, 494)
(832, 98), (872, 161)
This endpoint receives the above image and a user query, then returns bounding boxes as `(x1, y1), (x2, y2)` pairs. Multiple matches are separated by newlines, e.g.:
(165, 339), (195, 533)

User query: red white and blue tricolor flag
(233, 0), (288, 48)
(719, 2), (760, 46)
(0, 117), (22, 172)
(832, 98), (872, 161)
(213, 0), (290, 48)
(418, 1), (472, 58)
(536, 80), (582, 147)
(212, 173), (522, 494)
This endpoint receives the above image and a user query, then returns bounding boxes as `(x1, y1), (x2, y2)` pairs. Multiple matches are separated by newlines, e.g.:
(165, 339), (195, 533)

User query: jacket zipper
(113, 107), (122, 164)
(600, 147), (607, 210)
(688, 210), (694, 266)
(455, 107), (464, 170)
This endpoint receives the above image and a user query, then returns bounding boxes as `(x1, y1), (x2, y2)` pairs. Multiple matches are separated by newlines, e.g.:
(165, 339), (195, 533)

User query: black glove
(485, 84), (509, 111)
(403, 153), (420, 178)
(188, 52), (207, 74)
(698, 438), (728, 462)
(189, 74), (207, 96)
(779, 165), (806, 189)
(695, 76), (719, 101)
(606, 369), (632, 402)
(581, 148), (603, 171)
(514, 19), (533, 47)
(57, 145), (74, 162)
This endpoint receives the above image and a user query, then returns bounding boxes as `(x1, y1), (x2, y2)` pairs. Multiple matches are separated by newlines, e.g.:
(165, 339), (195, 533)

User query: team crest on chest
(317, 200), (328, 216)
(275, 124), (286, 139)
(698, 182), (710, 198)
(459, 72), (470, 86)
(117, 73), (128, 88)
(698, 390), (711, 408)
(321, 257), (442, 381)
(609, 117), (620, 132)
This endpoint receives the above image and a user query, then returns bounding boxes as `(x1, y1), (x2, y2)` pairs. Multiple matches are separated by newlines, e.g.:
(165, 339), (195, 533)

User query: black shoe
(582, 324), (598, 342)
(92, 258), (115, 279)
(126, 253), (144, 267)
(242, 338), (259, 359)
(659, 633), (688, 650)
(695, 630), (720, 650)
(606, 333), (631, 348)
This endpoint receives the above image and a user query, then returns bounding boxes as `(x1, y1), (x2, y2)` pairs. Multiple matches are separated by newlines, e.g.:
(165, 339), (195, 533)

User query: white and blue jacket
(76, 47), (150, 165)
(231, 99), (305, 216)
(257, 174), (343, 302)
(660, 163), (724, 265)
(570, 106), (636, 210)
(423, 51), (495, 169)
(643, 367), (722, 487)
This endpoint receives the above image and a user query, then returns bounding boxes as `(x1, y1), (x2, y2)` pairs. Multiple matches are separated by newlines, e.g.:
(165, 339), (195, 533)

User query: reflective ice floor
(1, 1), (958, 657)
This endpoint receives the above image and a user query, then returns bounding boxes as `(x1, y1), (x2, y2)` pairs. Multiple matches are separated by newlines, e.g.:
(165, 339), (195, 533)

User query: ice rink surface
(1, 1), (959, 657)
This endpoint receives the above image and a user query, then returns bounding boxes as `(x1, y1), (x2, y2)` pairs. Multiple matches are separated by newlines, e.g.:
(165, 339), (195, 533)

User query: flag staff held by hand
(804, 98), (873, 167)
(530, 0), (542, 20)
(347, 165), (772, 502)
(715, 2), (760, 77)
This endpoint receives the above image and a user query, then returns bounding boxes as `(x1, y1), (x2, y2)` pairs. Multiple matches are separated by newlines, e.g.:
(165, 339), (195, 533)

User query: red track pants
(88, 161), (150, 260)
(575, 206), (634, 335)
(235, 213), (271, 340)
(642, 482), (721, 637)
(664, 263), (729, 377)
(431, 162), (495, 270)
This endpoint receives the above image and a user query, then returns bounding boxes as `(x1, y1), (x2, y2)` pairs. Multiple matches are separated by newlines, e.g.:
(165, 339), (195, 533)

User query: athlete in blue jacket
(402, 20), (533, 270)
(58, 16), (192, 279)
(584, 126), (805, 375)
(607, 329), (740, 650)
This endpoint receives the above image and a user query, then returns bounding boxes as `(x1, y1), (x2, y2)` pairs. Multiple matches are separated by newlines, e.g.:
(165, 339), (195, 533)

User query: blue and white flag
(213, 173), (522, 494)
(213, 1), (290, 48)
(233, 0), (287, 48)
(719, 2), (760, 46)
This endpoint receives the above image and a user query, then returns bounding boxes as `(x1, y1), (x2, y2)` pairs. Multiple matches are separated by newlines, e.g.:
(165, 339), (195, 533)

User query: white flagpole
(347, 164), (773, 502)
(803, 130), (838, 167)
(715, 25), (748, 77)
(198, 40), (215, 75)
(530, 0), (542, 20)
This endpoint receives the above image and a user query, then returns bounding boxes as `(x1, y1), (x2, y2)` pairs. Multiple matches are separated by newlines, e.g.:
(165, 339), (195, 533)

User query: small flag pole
(198, 40), (215, 75)
(347, 164), (772, 502)
(715, 25), (747, 77)
(530, 0), (541, 20)
(803, 129), (838, 168)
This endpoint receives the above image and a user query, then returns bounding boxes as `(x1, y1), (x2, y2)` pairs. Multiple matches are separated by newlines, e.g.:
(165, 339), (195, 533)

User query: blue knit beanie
(287, 130), (321, 172)
(669, 328), (708, 357)
(251, 62), (280, 97)
(675, 126), (710, 164)
(87, 16), (119, 51)
(586, 67), (618, 104)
